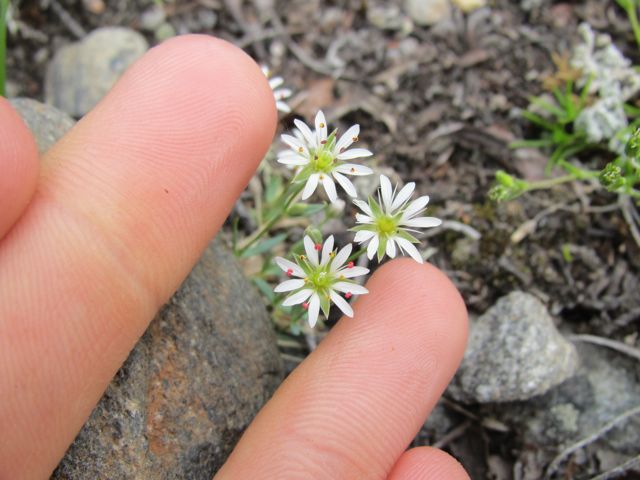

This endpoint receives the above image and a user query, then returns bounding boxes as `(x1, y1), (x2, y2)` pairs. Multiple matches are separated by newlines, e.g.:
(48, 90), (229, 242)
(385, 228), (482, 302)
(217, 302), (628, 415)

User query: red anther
(314, 243), (322, 251)
(286, 268), (293, 277)
(345, 292), (353, 299)
(302, 302), (309, 310)
(321, 140), (327, 144)
(347, 261), (354, 268)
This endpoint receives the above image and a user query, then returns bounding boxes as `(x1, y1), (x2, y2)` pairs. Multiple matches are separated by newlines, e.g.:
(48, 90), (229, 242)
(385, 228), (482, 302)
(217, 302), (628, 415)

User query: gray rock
(16, 94), (283, 479)
(497, 343), (640, 453)
(53, 238), (283, 479)
(10, 98), (75, 154)
(448, 291), (579, 403)
(45, 27), (148, 117)
(404, 0), (451, 26)
(140, 5), (167, 31)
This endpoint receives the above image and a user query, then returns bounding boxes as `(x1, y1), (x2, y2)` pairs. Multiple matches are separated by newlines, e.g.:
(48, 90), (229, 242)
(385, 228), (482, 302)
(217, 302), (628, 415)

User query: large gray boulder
(45, 27), (148, 117)
(16, 98), (283, 478)
(10, 97), (75, 154)
(52, 239), (283, 479)
(448, 291), (578, 403)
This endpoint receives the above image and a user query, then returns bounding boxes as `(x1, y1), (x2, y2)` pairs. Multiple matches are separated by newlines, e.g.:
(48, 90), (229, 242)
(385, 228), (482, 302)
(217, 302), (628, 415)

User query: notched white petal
(274, 279), (306, 292)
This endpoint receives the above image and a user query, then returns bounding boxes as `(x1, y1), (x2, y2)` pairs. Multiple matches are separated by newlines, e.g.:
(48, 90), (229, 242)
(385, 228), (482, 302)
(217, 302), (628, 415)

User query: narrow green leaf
(240, 233), (287, 258)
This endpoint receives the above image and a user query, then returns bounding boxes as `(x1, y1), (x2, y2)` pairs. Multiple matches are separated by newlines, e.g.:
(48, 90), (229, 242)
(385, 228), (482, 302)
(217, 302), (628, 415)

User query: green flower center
(313, 149), (336, 173)
(376, 215), (398, 236)
(308, 268), (334, 291)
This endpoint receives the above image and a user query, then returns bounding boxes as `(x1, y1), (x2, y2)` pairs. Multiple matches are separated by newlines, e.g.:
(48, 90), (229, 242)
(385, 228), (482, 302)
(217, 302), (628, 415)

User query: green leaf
(253, 278), (275, 302)
(521, 110), (556, 131)
(397, 230), (420, 243)
(368, 195), (384, 218)
(320, 294), (331, 318)
(287, 203), (325, 217)
(265, 174), (284, 204)
(377, 236), (387, 262)
(240, 233), (287, 258)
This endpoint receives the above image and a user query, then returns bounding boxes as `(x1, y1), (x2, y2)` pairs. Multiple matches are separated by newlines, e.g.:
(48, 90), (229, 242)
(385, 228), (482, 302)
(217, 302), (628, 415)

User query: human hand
(0, 36), (468, 479)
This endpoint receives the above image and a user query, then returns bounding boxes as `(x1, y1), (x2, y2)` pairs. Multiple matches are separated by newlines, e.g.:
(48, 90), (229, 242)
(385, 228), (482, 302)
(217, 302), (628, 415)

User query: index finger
(216, 259), (468, 479)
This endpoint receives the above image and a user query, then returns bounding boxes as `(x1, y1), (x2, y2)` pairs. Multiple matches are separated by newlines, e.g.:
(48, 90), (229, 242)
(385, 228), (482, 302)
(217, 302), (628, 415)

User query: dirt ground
(8, 0), (640, 478)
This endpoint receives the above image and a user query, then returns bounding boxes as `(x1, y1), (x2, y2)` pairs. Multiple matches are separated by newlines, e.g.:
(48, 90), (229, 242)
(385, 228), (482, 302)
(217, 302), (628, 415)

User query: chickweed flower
(261, 65), (292, 113)
(352, 175), (441, 263)
(274, 235), (369, 327)
(277, 110), (374, 203)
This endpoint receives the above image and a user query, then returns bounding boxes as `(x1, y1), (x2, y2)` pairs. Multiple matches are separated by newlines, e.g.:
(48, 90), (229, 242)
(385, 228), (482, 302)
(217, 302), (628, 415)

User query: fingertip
(0, 97), (39, 240)
(388, 447), (470, 480)
(353, 258), (468, 376)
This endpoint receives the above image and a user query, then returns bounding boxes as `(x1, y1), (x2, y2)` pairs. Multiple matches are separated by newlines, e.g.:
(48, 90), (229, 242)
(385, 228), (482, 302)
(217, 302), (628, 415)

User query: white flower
(274, 235), (369, 327)
(262, 65), (292, 113)
(277, 110), (374, 203)
(352, 175), (442, 264)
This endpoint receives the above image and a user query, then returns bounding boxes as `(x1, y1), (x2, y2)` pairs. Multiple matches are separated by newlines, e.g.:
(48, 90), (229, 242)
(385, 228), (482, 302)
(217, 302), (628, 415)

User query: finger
(0, 97), (39, 239)
(387, 447), (470, 480)
(0, 35), (275, 478)
(216, 259), (468, 480)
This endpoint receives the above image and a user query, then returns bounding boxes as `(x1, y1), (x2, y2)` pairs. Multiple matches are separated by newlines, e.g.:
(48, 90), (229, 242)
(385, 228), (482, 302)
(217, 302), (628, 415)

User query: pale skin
(0, 36), (470, 479)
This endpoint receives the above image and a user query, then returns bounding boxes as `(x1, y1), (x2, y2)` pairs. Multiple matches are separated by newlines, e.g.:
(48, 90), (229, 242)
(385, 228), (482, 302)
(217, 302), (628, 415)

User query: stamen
(298, 147), (304, 153)
(319, 122), (325, 128)
(321, 140), (327, 145)
(286, 268), (293, 277)
(353, 136), (358, 142)
(350, 167), (356, 173)
(299, 255), (306, 260)
(347, 261), (354, 269)
(329, 251), (336, 257)
(314, 244), (322, 251)
(340, 147), (346, 153)
(302, 302), (309, 310)
(345, 292), (353, 299)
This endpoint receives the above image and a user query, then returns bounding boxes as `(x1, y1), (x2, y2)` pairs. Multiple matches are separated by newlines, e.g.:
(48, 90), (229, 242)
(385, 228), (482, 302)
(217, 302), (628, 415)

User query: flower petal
(276, 101), (291, 113)
(353, 199), (373, 216)
(274, 279), (306, 292)
(334, 164), (373, 176)
(379, 175), (393, 211)
(366, 234), (379, 259)
(386, 238), (397, 258)
(302, 174), (320, 200)
(307, 294), (321, 327)
(330, 290), (354, 318)
(281, 134), (308, 155)
(269, 76), (284, 89)
(353, 230), (376, 243)
(332, 171), (357, 197)
(336, 266), (369, 279)
(294, 119), (315, 146)
(330, 243), (353, 272)
(321, 175), (338, 203)
(277, 155), (309, 166)
(333, 282), (369, 295)
(275, 257), (305, 277)
(358, 214), (375, 225)
(337, 148), (373, 160)
(402, 195), (430, 219)
(334, 124), (360, 153)
(391, 182), (416, 211)
(315, 110), (328, 145)
(282, 289), (313, 306)
(321, 235), (334, 266)
(304, 235), (319, 266)
(402, 217), (442, 228)
(395, 237), (424, 264)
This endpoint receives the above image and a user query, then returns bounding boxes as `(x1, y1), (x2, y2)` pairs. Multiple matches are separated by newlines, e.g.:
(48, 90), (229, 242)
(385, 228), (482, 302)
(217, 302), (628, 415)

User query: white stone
(404, 0), (451, 26)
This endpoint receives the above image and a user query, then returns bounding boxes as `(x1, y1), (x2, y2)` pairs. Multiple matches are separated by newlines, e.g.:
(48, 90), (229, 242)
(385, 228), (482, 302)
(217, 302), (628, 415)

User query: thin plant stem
(237, 182), (305, 254)
(0, 0), (8, 97)
(624, 1), (640, 50)
(522, 175), (576, 193)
